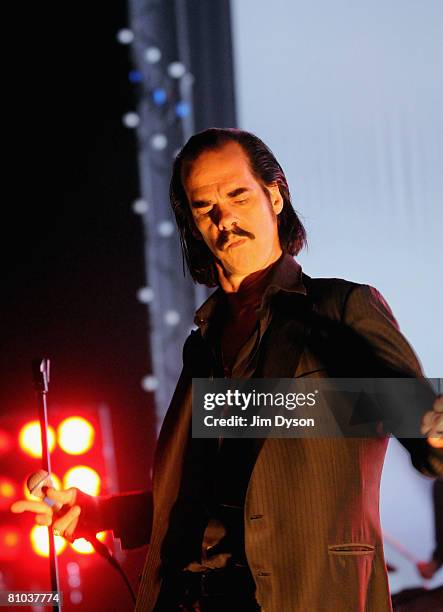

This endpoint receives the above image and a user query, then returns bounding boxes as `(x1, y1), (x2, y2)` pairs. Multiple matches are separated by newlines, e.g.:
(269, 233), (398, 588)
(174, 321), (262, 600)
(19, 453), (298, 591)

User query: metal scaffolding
(126, 0), (236, 427)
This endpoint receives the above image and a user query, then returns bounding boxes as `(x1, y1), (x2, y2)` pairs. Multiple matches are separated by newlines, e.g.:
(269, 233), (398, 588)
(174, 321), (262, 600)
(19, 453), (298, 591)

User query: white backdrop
(230, 0), (443, 592)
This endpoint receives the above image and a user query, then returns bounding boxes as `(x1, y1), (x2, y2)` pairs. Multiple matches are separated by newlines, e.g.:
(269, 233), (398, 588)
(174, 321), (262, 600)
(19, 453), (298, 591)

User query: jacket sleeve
(343, 283), (443, 477)
(74, 334), (204, 551)
(78, 490), (153, 550)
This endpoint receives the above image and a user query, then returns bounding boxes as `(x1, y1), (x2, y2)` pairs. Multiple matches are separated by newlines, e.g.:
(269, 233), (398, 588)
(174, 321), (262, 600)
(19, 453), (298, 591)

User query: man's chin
(219, 260), (260, 278)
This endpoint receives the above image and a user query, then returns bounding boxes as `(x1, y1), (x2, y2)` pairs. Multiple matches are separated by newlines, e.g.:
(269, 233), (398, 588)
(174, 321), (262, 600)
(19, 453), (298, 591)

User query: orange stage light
(30, 525), (67, 557)
(0, 478), (18, 510)
(23, 473), (62, 501)
(0, 526), (21, 561)
(57, 416), (95, 455)
(70, 531), (106, 555)
(63, 466), (101, 496)
(18, 421), (56, 458)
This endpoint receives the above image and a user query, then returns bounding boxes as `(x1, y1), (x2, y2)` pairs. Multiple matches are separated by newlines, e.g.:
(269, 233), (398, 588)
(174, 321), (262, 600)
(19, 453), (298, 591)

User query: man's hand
(10, 486), (81, 541)
(421, 396), (443, 448)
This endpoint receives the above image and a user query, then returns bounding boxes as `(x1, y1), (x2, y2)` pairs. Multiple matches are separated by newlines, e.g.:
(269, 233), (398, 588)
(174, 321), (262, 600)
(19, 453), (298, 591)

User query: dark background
(3, 1), (155, 489)
(3, 0), (237, 488)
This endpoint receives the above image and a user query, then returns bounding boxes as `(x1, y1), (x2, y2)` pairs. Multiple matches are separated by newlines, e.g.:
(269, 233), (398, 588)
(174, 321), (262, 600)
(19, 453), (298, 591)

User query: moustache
(216, 225), (255, 250)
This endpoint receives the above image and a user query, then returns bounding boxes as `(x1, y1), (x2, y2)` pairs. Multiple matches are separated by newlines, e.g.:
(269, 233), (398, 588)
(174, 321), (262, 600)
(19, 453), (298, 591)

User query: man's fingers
(10, 500), (53, 515)
(64, 515), (80, 541)
(35, 513), (53, 526)
(421, 411), (435, 434)
(45, 487), (77, 506)
(428, 413), (443, 435)
(421, 399), (443, 447)
(52, 505), (81, 536)
(421, 409), (443, 436)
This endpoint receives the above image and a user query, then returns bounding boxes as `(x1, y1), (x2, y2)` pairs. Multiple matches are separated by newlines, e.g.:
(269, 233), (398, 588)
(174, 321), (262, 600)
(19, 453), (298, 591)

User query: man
(12, 129), (443, 611)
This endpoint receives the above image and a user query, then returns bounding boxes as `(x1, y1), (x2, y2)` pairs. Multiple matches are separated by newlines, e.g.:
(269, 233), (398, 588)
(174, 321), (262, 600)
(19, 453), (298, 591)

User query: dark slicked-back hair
(170, 127), (307, 287)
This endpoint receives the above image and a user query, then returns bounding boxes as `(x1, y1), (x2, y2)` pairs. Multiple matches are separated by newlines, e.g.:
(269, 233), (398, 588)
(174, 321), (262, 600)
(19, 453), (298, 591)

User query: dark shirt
(178, 255), (307, 573)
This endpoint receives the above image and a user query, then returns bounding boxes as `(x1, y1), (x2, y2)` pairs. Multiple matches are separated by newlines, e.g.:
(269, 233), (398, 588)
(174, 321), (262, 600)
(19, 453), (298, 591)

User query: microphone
(27, 470), (63, 511)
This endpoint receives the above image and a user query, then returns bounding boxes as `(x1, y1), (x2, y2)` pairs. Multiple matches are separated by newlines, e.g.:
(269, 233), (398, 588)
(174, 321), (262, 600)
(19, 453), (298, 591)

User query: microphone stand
(31, 358), (136, 607)
(32, 358), (62, 612)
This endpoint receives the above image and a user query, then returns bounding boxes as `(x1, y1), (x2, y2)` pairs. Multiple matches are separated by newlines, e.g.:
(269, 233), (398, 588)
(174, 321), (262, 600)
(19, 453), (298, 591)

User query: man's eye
(235, 199), (247, 204)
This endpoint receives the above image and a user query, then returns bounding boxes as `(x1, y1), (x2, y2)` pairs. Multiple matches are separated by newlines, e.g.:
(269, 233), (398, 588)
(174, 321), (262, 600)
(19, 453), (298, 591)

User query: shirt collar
(194, 254), (307, 333)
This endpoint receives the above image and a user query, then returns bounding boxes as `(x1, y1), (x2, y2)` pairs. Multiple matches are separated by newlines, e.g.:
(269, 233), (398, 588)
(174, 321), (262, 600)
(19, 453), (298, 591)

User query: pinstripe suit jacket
(135, 256), (443, 612)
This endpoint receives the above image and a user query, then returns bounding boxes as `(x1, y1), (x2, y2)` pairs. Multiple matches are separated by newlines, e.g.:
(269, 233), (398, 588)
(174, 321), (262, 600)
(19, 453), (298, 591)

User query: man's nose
(213, 203), (238, 231)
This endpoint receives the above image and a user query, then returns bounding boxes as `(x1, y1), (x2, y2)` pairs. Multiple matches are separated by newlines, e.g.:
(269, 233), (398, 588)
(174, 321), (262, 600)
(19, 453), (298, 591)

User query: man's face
(183, 142), (283, 280)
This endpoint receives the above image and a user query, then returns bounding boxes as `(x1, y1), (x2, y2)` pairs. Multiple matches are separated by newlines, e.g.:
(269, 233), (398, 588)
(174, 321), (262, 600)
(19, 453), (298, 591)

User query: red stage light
(63, 466), (101, 496)
(57, 417), (95, 455)
(0, 477), (18, 510)
(70, 531), (106, 555)
(30, 525), (67, 557)
(0, 428), (13, 456)
(0, 526), (21, 561)
(18, 421), (56, 458)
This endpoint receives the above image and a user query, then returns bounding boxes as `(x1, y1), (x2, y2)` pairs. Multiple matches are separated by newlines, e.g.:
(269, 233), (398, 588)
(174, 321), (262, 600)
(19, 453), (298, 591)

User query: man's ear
(268, 183), (284, 215)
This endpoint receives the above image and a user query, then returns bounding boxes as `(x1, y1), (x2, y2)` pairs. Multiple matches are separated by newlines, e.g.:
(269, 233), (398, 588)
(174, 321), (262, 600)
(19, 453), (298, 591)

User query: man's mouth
(216, 227), (255, 250)
(225, 238), (247, 250)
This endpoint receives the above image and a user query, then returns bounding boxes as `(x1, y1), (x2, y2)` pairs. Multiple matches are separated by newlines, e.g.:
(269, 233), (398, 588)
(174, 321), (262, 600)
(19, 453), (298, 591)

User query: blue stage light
(129, 70), (143, 83)
(152, 88), (167, 106)
(175, 101), (190, 118)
